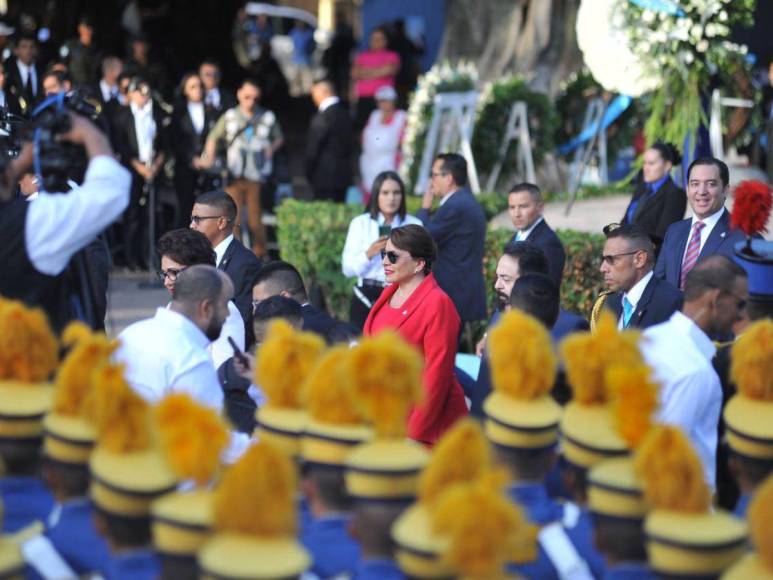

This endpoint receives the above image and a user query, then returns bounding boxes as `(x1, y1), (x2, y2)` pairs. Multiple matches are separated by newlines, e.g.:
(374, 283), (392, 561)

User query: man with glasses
(191, 190), (262, 347)
(417, 152), (487, 325)
(640, 255), (749, 488)
(598, 224), (682, 329)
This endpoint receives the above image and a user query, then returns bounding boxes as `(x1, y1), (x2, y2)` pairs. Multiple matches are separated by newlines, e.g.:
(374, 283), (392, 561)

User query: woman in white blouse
(342, 171), (421, 328)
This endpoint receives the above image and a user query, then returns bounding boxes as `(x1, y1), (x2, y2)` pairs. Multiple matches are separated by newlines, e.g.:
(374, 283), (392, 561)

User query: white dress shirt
(207, 300), (245, 370)
(17, 60), (37, 97)
(213, 234), (234, 268)
(618, 270), (653, 329)
(516, 216), (543, 241)
(187, 101), (206, 134)
(99, 79), (117, 103)
(438, 189), (457, 207)
(318, 95), (340, 112)
(130, 100), (156, 164)
(25, 156), (131, 275)
(681, 207), (725, 263)
(114, 307), (224, 410)
(641, 311), (722, 487)
(205, 87), (221, 110)
(341, 212), (422, 284)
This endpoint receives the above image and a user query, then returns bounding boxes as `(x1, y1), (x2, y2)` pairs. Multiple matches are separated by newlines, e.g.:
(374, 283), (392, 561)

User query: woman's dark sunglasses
(380, 249), (401, 264)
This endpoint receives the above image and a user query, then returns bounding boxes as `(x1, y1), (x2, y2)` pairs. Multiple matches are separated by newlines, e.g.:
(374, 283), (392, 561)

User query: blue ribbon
(628, 0), (683, 16)
(557, 95), (632, 155)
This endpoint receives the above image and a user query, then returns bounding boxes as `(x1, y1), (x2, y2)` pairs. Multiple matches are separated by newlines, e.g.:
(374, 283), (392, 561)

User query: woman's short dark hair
(178, 71), (201, 101)
(649, 142), (682, 166)
(156, 228), (216, 266)
(368, 171), (407, 220)
(389, 224), (437, 275)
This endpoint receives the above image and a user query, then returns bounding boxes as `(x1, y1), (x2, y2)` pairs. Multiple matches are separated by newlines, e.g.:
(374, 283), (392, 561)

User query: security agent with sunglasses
(598, 223), (682, 330)
(191, 190), (262, 347)
(0, 110), (130, 332)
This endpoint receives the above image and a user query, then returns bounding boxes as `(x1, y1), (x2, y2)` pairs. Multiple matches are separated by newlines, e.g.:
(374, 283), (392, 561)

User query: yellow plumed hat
(586, 364), (660, 520)
(43, 323), (117, 465)
(87, 364), (177, 518)
(724, 319), (773, 461)
(254, 319), (326, 458)
(723, 474), (773, 579)
(559, 312), (644, 468)
(484, 310), (561, 450)
(392, 420), (494, 578)
(0, 298), (59, 443)
(301, 346), (372, 467)
(635, 426), (746, 578)
(151, 394), (231, 559)
(344, 331), (428, 503)
(198, 440), (311, 579)
(431, 473), (536, 580)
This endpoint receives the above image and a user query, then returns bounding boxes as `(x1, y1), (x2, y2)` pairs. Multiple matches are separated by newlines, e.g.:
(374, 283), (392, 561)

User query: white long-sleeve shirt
(207, 300), (245, 370)
(341, 212), (421, 284)
(25, 156), (131, 275)
(114, 307), (224, 410)
(640, 311), (722, 488)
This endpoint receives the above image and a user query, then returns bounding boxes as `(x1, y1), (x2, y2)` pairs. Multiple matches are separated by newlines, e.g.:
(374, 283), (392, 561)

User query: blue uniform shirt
(105, 549), (159, 580)
(565, 506), (607, 578)
(734, 493), (751, 519)
(46, 498), (111, 575)
(603, 562), (655, 579)
(353, 558), (405, 579)
(0, 477), (54, 533)
(301, 514), (360, 578)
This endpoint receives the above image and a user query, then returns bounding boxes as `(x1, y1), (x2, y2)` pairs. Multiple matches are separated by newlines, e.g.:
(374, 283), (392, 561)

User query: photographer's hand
(57, 113), (112, 160)
(0, 141), (34, 202)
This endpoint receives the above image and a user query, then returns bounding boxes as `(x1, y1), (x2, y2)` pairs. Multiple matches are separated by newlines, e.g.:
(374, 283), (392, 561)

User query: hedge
(276, 199), (605, 322)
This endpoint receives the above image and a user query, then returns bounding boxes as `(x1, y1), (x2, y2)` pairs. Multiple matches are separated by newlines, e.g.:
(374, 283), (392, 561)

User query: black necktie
(24, 69), (34, 100)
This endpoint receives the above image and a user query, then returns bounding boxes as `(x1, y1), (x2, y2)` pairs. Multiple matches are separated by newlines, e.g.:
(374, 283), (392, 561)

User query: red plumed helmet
(731, 180), (773, 237)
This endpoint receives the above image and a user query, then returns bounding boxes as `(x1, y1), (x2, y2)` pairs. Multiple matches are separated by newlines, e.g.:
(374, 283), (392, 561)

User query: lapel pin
(402, 310), (408, 316)
(720, 232), (726, 239)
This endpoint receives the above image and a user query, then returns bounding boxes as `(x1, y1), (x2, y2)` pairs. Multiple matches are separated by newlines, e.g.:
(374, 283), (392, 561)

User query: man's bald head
(171, 265), (233, 341)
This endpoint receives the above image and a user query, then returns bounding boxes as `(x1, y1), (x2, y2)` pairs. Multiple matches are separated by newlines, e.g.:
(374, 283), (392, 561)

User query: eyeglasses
(430, 171), (448, 179)
(190, 215), (224, 225)
(380, 249), (406, 264)
(157, 266), (187, 281)
(600, 250), (642, 266)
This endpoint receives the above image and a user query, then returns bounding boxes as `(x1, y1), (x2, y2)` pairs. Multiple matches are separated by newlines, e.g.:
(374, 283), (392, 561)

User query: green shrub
(277, 201), (605, 322)
(472, 76), (559, 189)
(405, 191), (508, 222)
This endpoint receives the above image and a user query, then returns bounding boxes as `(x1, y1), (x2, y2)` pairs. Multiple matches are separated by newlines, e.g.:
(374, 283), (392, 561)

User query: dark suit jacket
(605, 274), (683, 329)
(654, 209), (746, 288)
(417, 188), (487, 322)
(0, 90), (21, 116)
(171, 102), (218, 166)
(3, 58), (43, 115)
(304, 101), (353, 192)
(219, 237), (262, 345)
(622, 177), (686, 251)
(113, 103), (170, 170)
(301, 303), (359, 344)
(510, 219), (566, 286)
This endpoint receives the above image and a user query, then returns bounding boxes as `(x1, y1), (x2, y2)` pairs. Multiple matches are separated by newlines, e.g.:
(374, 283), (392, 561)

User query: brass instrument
(590, 290), (613, 332)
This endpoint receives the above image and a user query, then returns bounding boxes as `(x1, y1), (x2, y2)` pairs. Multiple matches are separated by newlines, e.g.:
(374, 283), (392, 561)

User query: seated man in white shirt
(115, 264), (233, 409)
(155, 228), (245, 370)
(640, 256), (748, 488)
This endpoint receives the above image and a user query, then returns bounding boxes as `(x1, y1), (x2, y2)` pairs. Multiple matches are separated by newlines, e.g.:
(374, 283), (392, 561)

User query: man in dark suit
(655, 157), (746, 290)
(507, 182), (566, 286)
(190, 190), (262, 347)
(4, 34), (43, 116)
(470, 241), (588, 418)
(251, 260), (358, 344)
(0, 61), (22, 116)
(601, 224), (682, 329)
(305, 79), (353, 202)
(417, 153), (487, 323)
(199, 60), (236, 119)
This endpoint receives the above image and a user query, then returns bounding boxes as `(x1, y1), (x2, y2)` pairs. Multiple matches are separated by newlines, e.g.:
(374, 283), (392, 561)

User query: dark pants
(349, 283), (383, 330)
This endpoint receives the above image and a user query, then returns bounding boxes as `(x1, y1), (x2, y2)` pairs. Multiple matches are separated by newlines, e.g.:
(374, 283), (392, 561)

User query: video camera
(29, 91), (102, 193)
(0, 107), (24, 174)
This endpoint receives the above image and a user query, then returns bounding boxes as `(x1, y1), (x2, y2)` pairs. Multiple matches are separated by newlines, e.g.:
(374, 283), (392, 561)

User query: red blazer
(363, 273), (468, 444)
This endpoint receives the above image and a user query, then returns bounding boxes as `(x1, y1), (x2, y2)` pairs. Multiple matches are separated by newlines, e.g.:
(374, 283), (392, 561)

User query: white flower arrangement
(399, 61), (478, 193)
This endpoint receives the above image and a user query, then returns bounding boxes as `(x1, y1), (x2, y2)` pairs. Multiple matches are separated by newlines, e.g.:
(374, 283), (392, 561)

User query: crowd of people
(1, 8), (773, 580)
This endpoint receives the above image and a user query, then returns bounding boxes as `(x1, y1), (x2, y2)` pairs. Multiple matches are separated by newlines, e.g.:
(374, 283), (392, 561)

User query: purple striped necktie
(680, 221), (705, 289)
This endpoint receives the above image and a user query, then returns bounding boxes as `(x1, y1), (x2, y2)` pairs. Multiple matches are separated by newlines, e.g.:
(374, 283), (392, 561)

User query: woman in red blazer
(363, 224), (468, 444)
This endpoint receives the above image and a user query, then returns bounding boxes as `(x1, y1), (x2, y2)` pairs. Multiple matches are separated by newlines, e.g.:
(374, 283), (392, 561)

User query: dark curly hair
(156, 228), (216, 266)
(389, 224), (437, 275)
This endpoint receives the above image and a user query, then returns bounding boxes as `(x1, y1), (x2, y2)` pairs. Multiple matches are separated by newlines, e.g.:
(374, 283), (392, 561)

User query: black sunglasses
(380, 249), (402, 264)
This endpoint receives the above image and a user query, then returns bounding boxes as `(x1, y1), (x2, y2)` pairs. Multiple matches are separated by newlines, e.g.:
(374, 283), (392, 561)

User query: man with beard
(114, 264), (232, 410)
